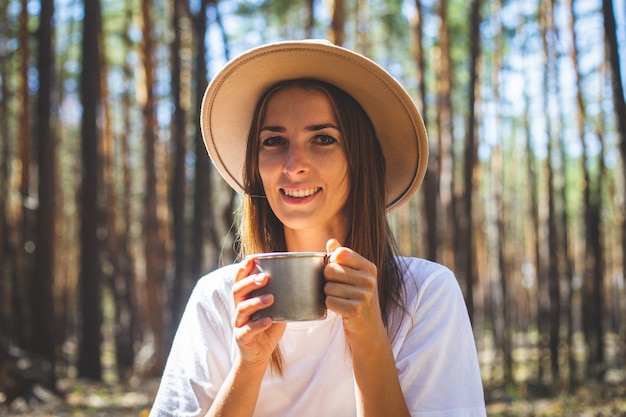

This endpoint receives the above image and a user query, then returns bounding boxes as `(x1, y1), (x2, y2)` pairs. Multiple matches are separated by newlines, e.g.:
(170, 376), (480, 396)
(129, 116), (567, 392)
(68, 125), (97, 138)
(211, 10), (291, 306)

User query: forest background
(0, 0), (625, 415)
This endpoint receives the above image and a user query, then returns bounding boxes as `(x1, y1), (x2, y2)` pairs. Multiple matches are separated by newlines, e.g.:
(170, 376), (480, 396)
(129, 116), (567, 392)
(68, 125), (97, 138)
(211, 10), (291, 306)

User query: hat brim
(200, 40), (428, 211)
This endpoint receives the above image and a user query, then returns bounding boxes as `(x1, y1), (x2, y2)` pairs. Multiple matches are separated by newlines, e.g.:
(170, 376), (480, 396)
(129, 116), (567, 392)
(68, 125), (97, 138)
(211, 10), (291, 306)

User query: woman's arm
(324, 239), (410, 417)
(351, 327), (411, 417)
(206, 356), (268, 417)
(206, 259), (286, 417)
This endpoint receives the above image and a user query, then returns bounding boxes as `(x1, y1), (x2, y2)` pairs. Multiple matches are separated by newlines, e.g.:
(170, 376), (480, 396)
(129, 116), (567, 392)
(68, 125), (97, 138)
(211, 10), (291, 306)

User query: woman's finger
(235, 258), (256, 282)
(326, 238), (342, 254)
(233, 293), (274, 328)
(326, 240), (377, 277)
(233, 269), (269, 305)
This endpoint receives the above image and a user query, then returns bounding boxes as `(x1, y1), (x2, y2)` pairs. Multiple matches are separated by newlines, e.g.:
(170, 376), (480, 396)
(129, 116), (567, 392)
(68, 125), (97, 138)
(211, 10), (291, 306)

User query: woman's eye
(261, 136), (285, 147)
(316, 134), (337, 145)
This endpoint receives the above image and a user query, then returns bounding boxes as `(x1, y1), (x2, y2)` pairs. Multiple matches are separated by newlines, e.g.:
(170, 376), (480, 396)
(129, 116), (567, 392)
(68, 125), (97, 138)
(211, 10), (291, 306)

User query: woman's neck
(283, 226), (348, 253)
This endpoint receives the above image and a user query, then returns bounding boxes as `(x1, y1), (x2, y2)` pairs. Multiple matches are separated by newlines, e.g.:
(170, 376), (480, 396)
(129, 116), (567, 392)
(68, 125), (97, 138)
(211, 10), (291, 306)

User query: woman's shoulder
(395, 256), (454, 283)
(198, 262), (240, 281)
(394, 256), (462, 303)
(189, 263), (240, 302)
(391, 256), (471, 343)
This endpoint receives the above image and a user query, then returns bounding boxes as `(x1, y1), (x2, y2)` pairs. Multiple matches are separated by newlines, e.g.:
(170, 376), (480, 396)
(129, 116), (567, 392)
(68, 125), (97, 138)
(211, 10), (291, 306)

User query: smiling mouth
(281, 187), (321, 198)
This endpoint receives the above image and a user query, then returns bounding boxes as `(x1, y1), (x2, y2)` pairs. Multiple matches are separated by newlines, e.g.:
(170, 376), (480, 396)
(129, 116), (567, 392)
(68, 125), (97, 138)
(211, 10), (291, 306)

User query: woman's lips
(281, 187), (321, 198)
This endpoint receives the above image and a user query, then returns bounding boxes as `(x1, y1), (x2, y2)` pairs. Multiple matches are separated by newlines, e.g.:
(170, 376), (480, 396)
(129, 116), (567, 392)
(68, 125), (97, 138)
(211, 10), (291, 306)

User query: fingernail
(261, 294), (272, 303)
(255, 274), (265, 285)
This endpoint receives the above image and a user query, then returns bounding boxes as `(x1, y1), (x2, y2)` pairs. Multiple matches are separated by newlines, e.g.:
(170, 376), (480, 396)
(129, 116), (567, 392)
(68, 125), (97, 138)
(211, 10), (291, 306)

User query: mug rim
(245, 251), (327, 260)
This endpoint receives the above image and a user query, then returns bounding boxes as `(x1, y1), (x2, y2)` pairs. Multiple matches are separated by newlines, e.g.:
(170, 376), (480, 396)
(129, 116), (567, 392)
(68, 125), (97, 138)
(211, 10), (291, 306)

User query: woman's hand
(232, 259), (286, 369)
(324, 239), (386, 345)
(206, 260), (286, 417)
(324, 239), (411, 417)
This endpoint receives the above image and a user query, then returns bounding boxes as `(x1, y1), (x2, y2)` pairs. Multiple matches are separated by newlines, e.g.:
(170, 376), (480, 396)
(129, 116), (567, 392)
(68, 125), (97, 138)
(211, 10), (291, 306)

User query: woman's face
(258, 86), (350, 239)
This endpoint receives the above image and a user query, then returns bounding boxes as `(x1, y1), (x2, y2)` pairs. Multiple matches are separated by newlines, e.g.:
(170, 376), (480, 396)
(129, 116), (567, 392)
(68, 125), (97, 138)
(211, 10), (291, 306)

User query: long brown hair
(237, 79), (406, 373)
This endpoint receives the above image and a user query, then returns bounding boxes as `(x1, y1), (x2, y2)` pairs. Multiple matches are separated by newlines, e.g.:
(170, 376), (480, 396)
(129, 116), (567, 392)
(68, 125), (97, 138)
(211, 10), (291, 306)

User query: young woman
(149, 40), (486, 417)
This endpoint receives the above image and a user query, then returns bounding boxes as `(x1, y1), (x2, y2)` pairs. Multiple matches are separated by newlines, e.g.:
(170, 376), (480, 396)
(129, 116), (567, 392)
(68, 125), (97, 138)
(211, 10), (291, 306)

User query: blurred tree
(356, 0), (370, 54)
(78, 0), (103, 380)
(540, 0), (562, 383)
(461, 0), (482, 324)
(436, 0), (455, 279)
(13, 0), (34, 349)
(567, 0), (586, 388)
(305, 0), (315, 38)
(32, 0), (57, 370)
(329, 0), (345, 45)
(170, 0), (188, 336)
(414, 0), (439, 263)
(566, 0), (602, 386)
(100, 0), (136, 380)
(191, 0), (213, 284)
(112, 1), (139, 379)
(0, 0), (10, 338)
(188, 0), (240, 314)
(601, 0), (626, 363)
(140, 0), (168, 375)
(487, 0), (514, 387)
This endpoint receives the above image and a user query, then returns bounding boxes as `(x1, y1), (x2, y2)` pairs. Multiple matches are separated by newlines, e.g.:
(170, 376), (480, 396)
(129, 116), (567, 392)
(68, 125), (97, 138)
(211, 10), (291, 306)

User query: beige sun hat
(200, 39), (428, 211)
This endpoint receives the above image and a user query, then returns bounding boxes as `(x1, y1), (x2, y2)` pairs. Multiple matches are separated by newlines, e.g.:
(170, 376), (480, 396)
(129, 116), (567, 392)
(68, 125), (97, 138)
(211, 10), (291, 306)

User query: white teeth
(283, 188), (319, 197)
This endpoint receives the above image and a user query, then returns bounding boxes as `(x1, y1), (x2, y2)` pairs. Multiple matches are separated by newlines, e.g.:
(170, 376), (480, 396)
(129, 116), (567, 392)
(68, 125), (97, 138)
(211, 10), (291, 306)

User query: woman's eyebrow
(305, 123), (340, 131)
(260, 125), (285, 133)
(260, 123), (340, 133)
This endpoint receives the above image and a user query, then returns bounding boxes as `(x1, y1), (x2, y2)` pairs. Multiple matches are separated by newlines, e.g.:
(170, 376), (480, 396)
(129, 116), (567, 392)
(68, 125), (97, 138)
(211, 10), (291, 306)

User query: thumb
(235, 258), (256, 282)
(326, 238), (342, 254)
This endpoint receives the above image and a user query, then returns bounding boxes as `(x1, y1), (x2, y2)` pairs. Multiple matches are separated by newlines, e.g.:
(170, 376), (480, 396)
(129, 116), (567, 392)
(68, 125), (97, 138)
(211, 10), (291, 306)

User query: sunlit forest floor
(1, 378), (625, 416)
(0, 380), (626, 417)
(0, 377), (157, 417)
(1, 331), (625, 416)
(479, 330), (626, 416)
(484, 382), (626, 416)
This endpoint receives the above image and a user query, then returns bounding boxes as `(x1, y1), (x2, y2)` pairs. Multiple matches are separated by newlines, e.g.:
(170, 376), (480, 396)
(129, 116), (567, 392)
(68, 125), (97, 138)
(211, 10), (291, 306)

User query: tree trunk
(593, 120), (608, 378)
(78, 0), (103, 380)
(601, 0), (626, 369)
(115, 4), (138, 376)
(522, 30), (544, 383)
(462, 0), (482, 324)
(32, 0), (56, 367)
(412, 0), (438, 262)
(98, 3), (137, 380)
(305, 0), (314, 39)
(489, 0), (513, 386)
(491, 143), (510, 387)
(355, 0), (370, 55)
(0, 0), (10, 338)
(13, 0), (34, 349)
(140, 0), (168, 375)
(540, 0), (562, 383)
(51, 4), (79, 357)
(329, 0), (345, 46)
(550, 0), (575, 390)
(436, 0), (455, 276)
(170, 0), (188, 335)
(566, 0), (587, 387)
(546, 113), (560, 385)
(191, 0), (209, 281)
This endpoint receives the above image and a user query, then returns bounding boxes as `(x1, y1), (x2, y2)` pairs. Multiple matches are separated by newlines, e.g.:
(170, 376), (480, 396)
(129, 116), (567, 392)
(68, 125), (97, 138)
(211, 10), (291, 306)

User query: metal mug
(246, 252), (327, 322)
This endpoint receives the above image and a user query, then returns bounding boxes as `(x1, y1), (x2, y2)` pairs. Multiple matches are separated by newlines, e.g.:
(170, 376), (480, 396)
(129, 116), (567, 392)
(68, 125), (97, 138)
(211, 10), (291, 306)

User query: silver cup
(247, 252), (327, 322)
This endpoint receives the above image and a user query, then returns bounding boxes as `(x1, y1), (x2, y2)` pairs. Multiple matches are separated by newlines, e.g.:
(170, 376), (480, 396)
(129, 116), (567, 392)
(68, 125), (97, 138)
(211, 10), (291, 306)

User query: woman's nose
(283, 144), (308, 176)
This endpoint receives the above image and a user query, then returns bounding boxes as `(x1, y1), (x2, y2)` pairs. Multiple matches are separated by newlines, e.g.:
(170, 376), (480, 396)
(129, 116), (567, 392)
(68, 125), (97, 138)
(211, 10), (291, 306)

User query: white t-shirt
(149, 257), (486, 417)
